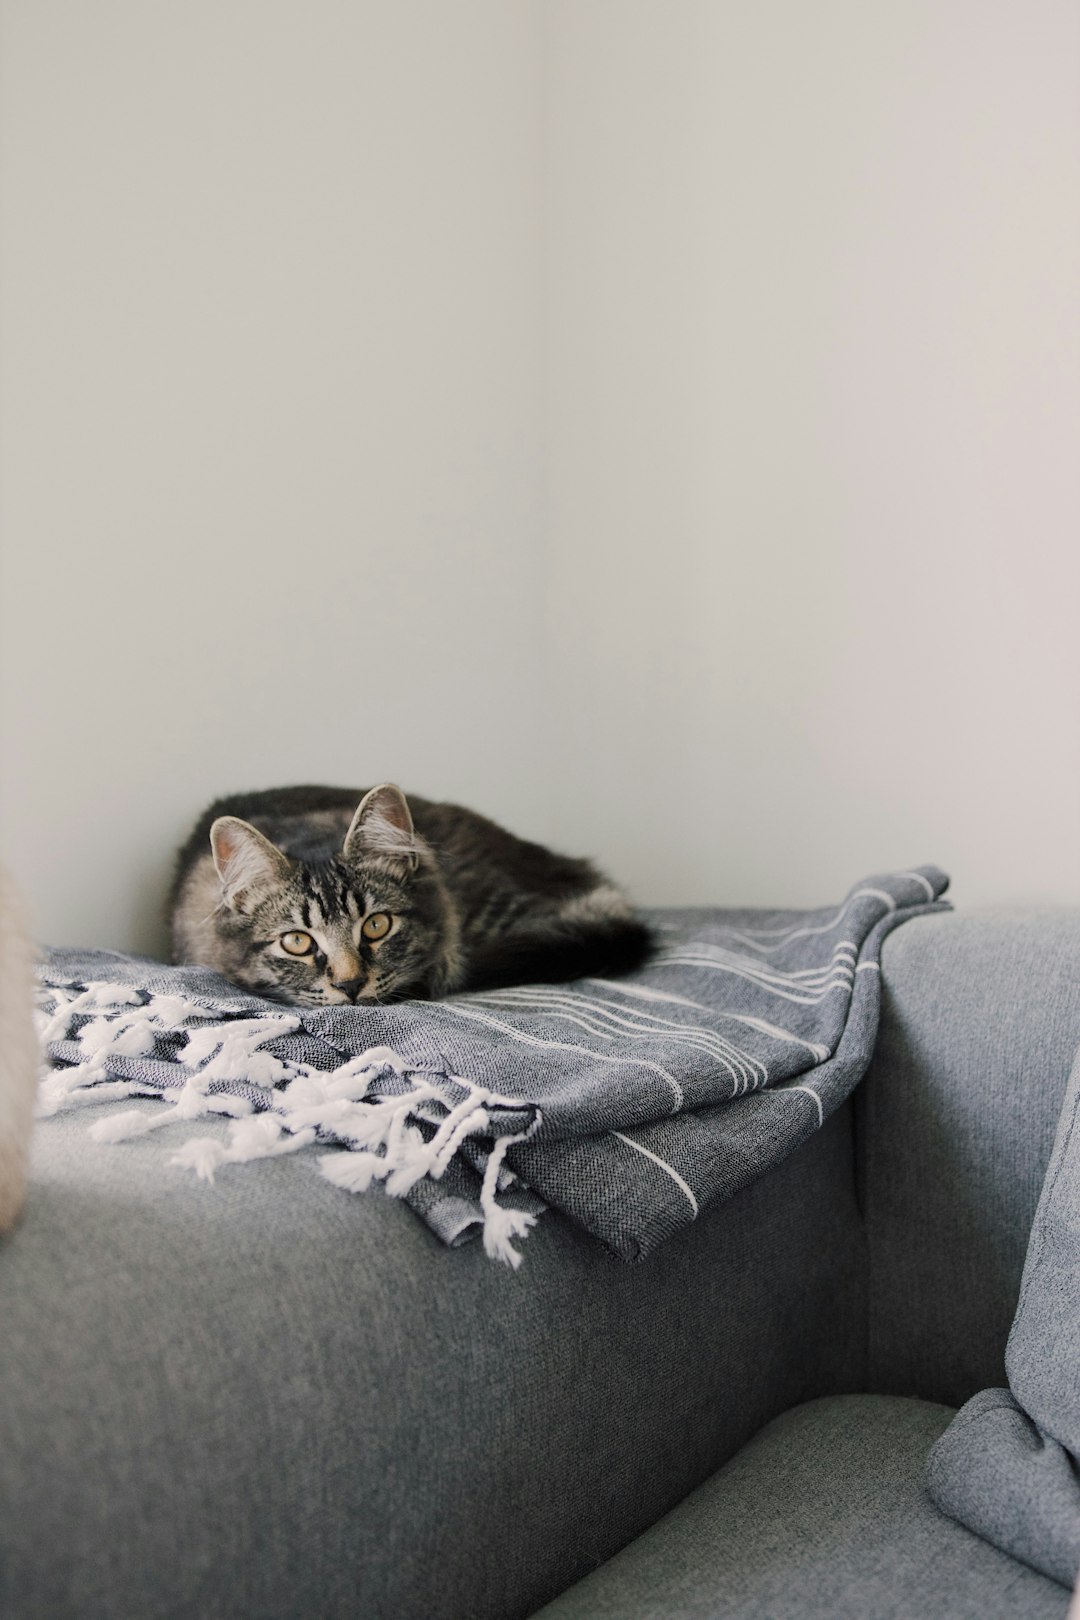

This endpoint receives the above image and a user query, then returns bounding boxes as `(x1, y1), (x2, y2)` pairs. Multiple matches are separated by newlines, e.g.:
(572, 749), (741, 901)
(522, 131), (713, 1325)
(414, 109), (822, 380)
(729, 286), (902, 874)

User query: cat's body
(169, 783), (652, 1005)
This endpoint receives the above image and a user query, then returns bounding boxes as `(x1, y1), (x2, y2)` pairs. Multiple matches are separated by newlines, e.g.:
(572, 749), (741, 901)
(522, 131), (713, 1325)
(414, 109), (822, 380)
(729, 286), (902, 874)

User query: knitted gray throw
(35, 867), (948, 1266)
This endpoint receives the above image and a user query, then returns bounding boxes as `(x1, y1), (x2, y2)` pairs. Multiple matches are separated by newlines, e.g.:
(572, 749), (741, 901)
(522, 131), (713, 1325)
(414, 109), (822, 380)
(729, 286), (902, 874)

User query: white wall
(544, 0), (1080, 909)
(0, 1), (547, 952)
(3, 1), (1078, 951)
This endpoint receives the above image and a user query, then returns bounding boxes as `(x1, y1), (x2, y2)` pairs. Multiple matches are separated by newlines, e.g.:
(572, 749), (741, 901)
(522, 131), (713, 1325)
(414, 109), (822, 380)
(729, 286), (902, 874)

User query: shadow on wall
(130, 852), (176, 961)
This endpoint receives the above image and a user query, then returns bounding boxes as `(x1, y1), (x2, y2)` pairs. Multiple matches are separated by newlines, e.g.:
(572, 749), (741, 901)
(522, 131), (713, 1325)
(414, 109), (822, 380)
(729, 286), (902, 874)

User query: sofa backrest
(857, 909), (1080, 1407)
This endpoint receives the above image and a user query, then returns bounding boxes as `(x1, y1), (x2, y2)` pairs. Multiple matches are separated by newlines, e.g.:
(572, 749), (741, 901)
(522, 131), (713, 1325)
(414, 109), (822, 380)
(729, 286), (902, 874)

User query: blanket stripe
(34, 867), (948, 1264)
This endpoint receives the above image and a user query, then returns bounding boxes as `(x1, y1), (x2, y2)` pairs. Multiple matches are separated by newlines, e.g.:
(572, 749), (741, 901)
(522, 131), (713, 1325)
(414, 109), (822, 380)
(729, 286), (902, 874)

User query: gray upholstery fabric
(531, 1396), (1071, 1619)
(858, 909), (1080, 1406)
(928, 1044), (1080, 1588)
(0, 1097), (865, 1620)
(928, 1390), (1080, 1590)
(1009, 1044), (1080, 1458)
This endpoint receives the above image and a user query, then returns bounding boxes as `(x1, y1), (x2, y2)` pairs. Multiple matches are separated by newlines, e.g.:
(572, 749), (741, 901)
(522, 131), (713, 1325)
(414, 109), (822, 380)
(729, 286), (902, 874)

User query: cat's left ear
(343, 784), (420, 874)
(210, 816), (292, 911)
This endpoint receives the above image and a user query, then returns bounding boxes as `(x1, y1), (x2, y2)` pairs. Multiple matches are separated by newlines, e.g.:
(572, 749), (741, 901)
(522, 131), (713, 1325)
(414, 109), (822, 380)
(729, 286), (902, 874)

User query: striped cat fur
(170, 784), (652, 1006)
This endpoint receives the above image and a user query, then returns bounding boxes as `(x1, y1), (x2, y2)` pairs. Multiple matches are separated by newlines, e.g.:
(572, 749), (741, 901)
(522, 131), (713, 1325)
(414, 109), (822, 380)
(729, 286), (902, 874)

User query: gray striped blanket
(35, 867), (948, 1265)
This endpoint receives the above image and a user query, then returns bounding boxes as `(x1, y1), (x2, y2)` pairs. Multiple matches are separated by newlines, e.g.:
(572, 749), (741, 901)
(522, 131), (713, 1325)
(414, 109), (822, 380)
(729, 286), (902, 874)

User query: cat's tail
(0, 864), (38, 1235)
(466, 914), (655, 993)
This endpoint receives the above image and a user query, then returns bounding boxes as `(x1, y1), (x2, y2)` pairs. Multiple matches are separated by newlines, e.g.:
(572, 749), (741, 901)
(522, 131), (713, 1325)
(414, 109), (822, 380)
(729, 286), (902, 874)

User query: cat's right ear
(209, 817), (291, 911)
(342, 784), (420, 873)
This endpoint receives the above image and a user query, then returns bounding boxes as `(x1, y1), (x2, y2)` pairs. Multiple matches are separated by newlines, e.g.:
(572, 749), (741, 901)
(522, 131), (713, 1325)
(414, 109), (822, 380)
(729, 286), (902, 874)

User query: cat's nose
(335, 976), (366, 1002)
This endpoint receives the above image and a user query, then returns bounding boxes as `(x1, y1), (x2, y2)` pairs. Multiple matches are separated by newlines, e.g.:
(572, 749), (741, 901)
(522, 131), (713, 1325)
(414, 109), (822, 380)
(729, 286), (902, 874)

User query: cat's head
(207, 785), (458, 1005)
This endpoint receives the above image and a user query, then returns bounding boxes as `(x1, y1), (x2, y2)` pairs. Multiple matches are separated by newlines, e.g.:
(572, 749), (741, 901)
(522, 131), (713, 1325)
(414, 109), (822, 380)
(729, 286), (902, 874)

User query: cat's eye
(362, 912), (392, 941)
(280, 930), (315, 956)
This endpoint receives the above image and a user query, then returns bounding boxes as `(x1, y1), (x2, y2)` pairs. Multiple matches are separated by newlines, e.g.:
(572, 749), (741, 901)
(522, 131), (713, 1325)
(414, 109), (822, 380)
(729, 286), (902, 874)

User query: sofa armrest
(858, 909), (1080, 1408)
(0, 1097), (863, 1620)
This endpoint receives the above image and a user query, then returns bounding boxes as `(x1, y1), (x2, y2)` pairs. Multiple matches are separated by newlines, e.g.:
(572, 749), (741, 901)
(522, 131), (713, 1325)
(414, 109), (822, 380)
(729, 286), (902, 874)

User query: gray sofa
(2, 908), (1079, 1618)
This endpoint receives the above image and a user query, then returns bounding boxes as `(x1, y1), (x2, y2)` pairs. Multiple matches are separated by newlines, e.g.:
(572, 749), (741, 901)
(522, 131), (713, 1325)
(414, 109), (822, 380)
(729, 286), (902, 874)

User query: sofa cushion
(0, 1096), (864, 1620)
(1010, 1043), (1080, 1459)
(858, 909), (1080, 1406)
(530, 1395), (1070, 1619)
(927, 1043), (1080, 1588)
(928, 1389), (1079, 1591)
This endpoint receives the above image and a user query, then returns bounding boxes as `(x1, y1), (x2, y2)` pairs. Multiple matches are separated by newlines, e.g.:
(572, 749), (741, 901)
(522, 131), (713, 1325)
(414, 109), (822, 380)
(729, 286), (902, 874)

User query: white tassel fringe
(36, 979), (541, 1264)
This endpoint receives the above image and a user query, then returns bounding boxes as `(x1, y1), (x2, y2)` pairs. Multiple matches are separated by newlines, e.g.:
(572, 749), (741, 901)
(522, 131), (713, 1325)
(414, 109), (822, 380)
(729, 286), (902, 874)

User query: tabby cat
(169, 784), (652, 1005)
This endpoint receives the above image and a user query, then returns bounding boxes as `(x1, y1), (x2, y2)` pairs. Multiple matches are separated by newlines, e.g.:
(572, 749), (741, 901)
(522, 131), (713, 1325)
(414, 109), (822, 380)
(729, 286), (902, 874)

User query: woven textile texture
(36, 867), (947, 1264)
